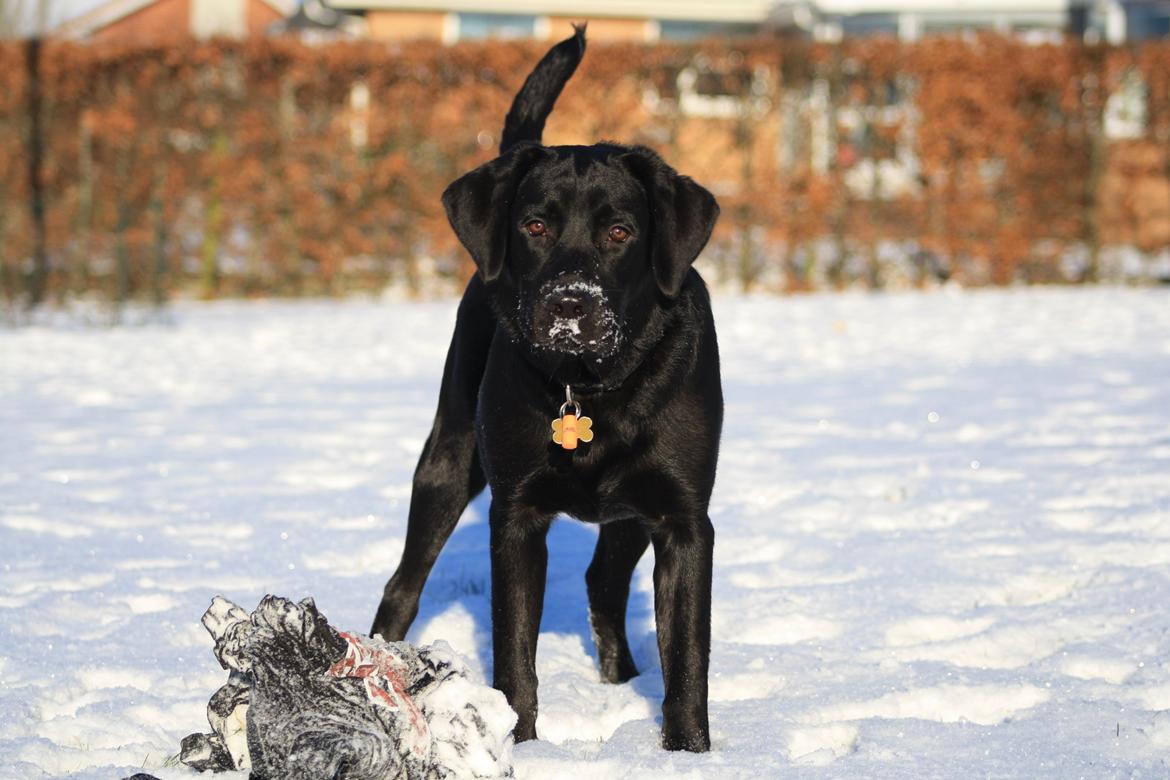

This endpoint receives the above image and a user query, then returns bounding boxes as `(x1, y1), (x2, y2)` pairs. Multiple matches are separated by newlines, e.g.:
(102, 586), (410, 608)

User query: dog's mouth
(526, 278), (622, 358)
(548, 316), (584, 347)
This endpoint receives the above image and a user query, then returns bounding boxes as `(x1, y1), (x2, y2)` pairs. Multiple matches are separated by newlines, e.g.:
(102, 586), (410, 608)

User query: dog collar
(551, 384), (594, 450)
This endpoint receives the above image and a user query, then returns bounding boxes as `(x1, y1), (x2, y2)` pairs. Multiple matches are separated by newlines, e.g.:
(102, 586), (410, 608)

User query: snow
(2, 287), (1169, 778)
(547, 316), (582, 338)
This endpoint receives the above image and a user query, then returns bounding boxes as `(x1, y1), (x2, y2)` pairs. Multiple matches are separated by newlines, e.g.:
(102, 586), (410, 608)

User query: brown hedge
(2, 35), (1169, 305)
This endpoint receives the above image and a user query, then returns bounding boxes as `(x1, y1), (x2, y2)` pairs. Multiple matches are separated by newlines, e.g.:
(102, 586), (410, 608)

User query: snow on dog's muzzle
(531, 276), (621, 356)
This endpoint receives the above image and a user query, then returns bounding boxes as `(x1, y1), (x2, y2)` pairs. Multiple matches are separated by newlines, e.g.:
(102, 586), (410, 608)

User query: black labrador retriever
(371, 27), (722, 753)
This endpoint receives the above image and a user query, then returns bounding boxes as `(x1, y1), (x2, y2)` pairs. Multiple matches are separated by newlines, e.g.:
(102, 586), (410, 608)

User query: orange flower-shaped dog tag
(551, 413), (593, 450)
(553, 385), (594, 451)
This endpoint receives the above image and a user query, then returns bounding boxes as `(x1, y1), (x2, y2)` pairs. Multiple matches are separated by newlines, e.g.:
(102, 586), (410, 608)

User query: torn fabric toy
(180, 595), (515, 779)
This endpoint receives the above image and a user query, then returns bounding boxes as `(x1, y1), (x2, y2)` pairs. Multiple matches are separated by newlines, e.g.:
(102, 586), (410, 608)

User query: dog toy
(179, 595), (516, 779)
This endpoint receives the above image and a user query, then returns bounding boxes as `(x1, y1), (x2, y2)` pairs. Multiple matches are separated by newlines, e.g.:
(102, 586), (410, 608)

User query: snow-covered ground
(2, 287), (1169, 779)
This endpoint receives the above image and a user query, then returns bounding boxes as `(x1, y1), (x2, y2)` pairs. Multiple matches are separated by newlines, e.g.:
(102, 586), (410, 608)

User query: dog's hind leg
(585, 518), (650, 684)
(371, 279), (494, 641)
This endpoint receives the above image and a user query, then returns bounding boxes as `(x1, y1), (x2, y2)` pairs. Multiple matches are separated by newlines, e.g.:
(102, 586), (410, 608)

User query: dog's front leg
(489, 502), (551, 742)
(650, 515), (714, 752)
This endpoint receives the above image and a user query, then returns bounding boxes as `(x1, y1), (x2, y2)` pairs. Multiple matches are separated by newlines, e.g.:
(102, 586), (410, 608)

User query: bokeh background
(2, 0), (1169, 311)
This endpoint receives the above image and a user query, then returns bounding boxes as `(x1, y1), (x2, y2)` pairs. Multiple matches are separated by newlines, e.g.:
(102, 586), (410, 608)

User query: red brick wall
(246, 0), (284, 37)
(89, 0), (192, 43)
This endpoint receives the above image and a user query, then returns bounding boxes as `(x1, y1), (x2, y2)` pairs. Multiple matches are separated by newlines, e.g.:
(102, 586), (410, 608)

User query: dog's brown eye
(525, 220), (547, 237)
(608, 225), (630, 243)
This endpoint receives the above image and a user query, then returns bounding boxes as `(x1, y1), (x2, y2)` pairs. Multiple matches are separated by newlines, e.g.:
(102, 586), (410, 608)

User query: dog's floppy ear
(620, 147), (719, 298)
(442, 144), (550, 282)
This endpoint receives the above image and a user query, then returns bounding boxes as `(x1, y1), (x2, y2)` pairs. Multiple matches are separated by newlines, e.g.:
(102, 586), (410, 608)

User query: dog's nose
(546, 291), (592, 320)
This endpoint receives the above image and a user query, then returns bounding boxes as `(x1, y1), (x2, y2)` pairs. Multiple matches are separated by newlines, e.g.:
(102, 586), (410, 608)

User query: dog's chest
(522, 462), (633, 524)
(522, 428), (688, 523)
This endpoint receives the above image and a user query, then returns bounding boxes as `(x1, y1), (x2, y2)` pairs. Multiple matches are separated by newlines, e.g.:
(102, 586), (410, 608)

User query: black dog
(372, 28), (722, 753)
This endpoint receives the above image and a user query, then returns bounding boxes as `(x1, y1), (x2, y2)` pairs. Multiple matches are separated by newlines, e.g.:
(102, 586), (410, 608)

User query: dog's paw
(512, 717), (538, 743)
(661, 707), (710, 752)
(599, 653), (639, 685)
(661, 725), (710, 753)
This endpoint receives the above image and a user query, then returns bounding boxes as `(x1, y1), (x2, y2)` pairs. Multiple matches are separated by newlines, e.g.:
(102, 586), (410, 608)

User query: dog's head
(442, 143), (718, 369)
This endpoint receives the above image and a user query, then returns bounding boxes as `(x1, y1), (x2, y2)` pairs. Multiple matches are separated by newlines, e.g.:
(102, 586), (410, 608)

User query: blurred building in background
(318, 0), (1167, 43)
(773, 0), (1169, 43)
(54, 0), (294, 40)
(49, 0), (1169, 43)
(322, 0), (773, 43)
(268, 0), (365, 39)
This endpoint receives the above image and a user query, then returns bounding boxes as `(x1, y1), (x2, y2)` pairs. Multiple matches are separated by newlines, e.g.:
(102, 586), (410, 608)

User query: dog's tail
(499, 25), (586, 154)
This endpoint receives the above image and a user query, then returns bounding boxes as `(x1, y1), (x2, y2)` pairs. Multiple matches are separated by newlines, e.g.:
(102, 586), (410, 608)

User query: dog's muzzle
(529, 277), (620, 357)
